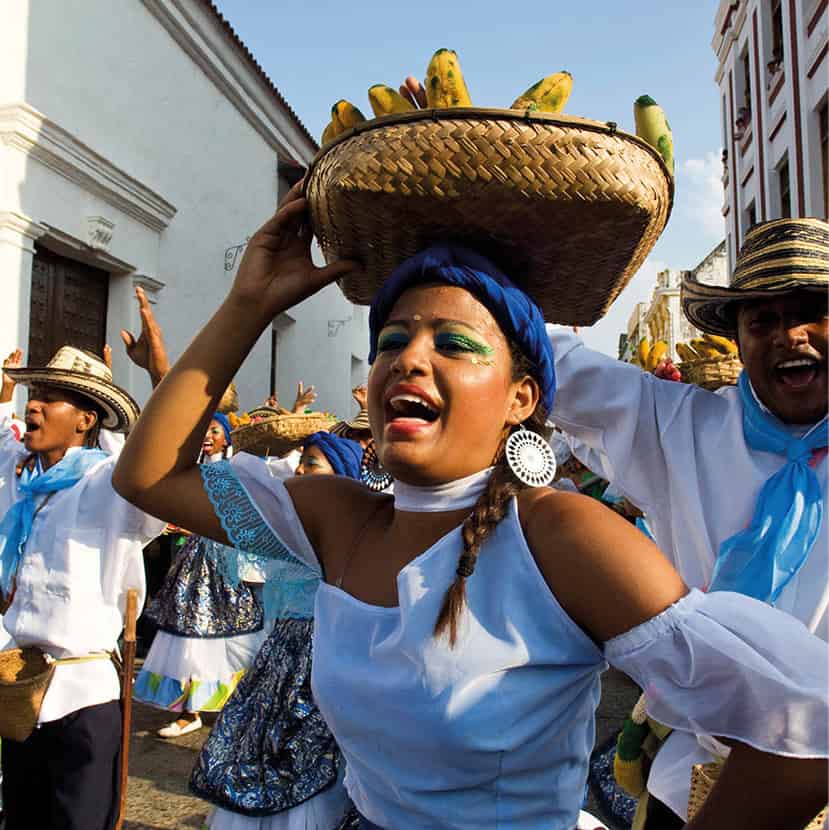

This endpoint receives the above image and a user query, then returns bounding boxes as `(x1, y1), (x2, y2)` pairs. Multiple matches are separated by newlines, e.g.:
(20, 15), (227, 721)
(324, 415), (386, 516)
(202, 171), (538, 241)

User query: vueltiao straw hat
(6, 346), (139, 433)
(330, 408), (371, 437)
(682, 218), (829, 336)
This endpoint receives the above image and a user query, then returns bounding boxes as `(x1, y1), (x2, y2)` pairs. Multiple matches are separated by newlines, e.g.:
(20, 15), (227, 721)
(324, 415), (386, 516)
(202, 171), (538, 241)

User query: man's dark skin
(734, 289), (828, 425)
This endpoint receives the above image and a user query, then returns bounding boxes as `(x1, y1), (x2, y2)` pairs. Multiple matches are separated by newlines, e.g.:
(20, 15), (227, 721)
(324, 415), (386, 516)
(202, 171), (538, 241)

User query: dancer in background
(549, 218), (829, 827)
(191, 430), (364, 830)
(134, 412), (270, 737)
(0, 345), (165, 830)
(125, 293), (270, 738)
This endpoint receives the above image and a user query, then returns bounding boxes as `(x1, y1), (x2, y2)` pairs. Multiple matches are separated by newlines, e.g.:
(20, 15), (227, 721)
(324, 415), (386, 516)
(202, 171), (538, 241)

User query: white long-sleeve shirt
(549, 329), (829, 817)
(0, 402), (165, 722)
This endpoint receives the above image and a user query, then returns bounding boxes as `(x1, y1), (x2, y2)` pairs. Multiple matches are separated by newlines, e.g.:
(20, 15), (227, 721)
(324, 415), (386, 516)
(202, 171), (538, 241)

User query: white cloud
(578, 257), (666, 357)
(678, 151), (726, 239)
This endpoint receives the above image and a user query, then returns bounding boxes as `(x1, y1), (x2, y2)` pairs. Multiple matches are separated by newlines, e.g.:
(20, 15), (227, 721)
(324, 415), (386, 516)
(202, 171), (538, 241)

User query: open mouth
(24, 421), (40, 435)
(774, 357), (821, 390)
(387, 394), (440, 425)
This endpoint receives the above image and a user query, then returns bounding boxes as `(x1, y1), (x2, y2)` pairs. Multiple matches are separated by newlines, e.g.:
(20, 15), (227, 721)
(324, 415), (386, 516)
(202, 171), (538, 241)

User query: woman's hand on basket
(229, 180), (357, 322)
(398, 76), (427, 109)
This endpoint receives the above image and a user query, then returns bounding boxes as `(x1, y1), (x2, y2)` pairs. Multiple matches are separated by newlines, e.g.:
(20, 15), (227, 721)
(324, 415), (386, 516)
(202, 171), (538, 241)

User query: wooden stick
(115, 588), (138, 830)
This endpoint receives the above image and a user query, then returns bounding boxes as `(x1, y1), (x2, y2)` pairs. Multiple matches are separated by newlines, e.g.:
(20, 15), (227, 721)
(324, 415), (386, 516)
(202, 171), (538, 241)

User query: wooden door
(28, 248), (109, 368)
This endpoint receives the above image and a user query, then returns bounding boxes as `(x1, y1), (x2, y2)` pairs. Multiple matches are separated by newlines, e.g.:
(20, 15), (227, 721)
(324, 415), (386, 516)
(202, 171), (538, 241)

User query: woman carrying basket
(134, 411), (271, 738)
(114, 182), (828, 830)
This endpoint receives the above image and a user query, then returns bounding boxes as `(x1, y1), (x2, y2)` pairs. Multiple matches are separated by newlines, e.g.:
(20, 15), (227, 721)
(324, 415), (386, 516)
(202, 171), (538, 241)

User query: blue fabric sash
(0, 448), (108, 597)
(709, 372), (827, 604)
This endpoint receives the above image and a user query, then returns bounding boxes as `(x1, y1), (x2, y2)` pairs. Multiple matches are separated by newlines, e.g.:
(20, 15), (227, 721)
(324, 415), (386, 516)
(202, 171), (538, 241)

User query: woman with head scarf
(191, 430), (364, 830)
(134, 413), (270, 739)
(116, 186), (828, 829)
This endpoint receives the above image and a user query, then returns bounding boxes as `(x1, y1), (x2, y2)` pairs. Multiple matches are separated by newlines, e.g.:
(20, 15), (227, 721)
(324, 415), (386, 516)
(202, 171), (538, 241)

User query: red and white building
(713, 0), (828, 269)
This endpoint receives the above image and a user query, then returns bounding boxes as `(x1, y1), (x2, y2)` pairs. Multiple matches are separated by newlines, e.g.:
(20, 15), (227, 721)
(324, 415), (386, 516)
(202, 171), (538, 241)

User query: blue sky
(214, 0), (726, 355)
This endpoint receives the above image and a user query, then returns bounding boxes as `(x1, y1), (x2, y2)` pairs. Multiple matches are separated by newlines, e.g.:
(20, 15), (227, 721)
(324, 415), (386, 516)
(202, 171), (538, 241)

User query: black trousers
(1, 700), (122, 830)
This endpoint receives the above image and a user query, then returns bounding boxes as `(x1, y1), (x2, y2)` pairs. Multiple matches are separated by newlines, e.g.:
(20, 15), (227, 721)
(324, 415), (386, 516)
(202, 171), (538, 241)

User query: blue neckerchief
(0, 448), (108, 597)
(709, 371), (827, 604)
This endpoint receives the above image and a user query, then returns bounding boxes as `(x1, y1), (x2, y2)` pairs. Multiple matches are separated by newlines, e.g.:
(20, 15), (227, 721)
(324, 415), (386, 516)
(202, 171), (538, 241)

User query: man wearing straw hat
(549, 217), (828, 826)
(0, 341), (166, 830)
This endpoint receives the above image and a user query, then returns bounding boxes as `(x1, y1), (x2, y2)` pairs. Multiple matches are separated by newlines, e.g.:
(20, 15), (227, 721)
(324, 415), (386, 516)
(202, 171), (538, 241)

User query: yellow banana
(637, 338), (651, 367)
(647, 340), (669, 371)
(321, 121), (335, 145)
(511, 71), (573, 113)
(633, 95), (674, 175)
(702, 333), (739, 355)
(676, 342), (700, 362)
(331, 100), (366, 136)
(690, 338), (720, 358)
(368, 84), (415, 117)
(425, 48), (472, 108)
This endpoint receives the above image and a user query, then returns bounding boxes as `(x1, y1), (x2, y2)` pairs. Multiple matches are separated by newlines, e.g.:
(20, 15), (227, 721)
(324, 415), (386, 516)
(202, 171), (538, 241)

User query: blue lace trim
(201, 461), (319, 620)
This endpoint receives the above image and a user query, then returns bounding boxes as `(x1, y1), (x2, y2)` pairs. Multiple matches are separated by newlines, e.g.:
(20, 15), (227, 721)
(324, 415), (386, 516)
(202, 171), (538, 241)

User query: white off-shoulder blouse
(201, 453), (828, 830)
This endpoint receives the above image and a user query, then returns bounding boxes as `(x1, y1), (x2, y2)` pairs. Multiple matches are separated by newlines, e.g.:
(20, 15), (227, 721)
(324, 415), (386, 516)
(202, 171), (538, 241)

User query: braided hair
(433, 343), (550, 647)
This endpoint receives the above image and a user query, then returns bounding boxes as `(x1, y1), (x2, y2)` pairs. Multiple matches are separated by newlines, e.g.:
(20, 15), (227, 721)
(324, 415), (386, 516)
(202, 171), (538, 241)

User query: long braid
(434, 340), (549, 647)
(434, 457), (521, 646)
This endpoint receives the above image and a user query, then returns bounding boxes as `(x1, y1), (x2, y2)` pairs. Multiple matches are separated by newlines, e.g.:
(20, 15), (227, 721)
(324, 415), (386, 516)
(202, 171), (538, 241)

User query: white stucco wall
(0, 0), (368, 422)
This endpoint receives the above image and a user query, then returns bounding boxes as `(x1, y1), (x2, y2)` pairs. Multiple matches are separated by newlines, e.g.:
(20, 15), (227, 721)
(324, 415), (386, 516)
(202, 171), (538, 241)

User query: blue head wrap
(211, 412), (232, 447)
(303, 431), (363, 479)
(368, 245), (556, 412)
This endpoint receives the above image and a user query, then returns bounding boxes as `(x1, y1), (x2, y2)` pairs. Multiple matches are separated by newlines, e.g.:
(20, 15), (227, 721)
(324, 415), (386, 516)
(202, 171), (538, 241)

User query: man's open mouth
(774, 357), (820, 389)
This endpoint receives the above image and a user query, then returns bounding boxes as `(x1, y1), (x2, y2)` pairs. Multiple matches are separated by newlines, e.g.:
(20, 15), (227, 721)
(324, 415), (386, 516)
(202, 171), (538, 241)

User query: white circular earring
(504, 425), (556, 487)
(360, 440), (393, 492)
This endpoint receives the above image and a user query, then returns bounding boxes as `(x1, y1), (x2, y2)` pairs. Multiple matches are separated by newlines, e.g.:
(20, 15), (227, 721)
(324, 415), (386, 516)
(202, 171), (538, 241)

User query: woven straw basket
(679, 355), (742, 390)
(231, 412), (336, 458)
(0, 647), (55, 742)
(688, 762), (827, 828)
(306, 108), (673, 325)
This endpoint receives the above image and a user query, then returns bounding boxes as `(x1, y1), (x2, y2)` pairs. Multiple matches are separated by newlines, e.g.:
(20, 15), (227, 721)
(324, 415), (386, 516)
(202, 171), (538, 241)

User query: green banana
(633, 95), (674, 175)
(511, 71), (573, 113)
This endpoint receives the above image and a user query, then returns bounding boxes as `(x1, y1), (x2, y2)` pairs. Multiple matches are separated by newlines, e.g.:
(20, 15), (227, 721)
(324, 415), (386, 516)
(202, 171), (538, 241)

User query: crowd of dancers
(0, 213), (826, 830)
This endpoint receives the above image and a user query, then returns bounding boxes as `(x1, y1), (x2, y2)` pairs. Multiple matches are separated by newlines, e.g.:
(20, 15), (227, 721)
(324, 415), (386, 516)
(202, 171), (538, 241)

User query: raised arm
(549, 329), (701, 516)
(112, 181), (356, 539)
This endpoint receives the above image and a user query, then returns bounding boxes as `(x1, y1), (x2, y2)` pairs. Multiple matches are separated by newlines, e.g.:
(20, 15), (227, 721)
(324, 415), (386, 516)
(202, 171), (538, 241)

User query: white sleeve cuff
(605, 589), (829, 759)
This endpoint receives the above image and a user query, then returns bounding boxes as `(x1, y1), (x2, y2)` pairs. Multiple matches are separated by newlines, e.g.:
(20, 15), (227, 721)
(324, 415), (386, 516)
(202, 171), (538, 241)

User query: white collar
(393, 467), (493, 512)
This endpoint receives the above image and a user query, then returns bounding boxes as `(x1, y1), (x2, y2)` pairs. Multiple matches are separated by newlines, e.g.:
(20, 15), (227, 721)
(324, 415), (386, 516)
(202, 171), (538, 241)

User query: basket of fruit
(305, 50), (675, 325)
(229, 407), (337, 458)
(676, 336), (742, 391)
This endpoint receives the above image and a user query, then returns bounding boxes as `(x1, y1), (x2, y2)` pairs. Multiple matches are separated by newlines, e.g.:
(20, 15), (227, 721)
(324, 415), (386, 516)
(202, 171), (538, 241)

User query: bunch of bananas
(317, 51), (675, 183)
(632, 337), (669, 371)
(675, 334), (738, 363)
(319, 49), (574, 145)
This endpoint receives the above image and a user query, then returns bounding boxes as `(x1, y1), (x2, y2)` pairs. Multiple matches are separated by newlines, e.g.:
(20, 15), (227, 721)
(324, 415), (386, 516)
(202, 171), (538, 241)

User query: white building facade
(713, 0), (828, 270)
(0, 0), (368, 421)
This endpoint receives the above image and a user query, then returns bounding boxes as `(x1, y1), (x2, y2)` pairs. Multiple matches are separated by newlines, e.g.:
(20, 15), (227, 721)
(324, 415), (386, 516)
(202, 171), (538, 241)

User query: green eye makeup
(376, 327), (409, 353)
(435, 332), (494, 356)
